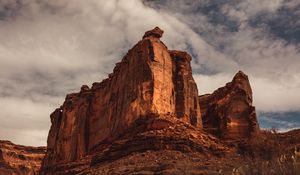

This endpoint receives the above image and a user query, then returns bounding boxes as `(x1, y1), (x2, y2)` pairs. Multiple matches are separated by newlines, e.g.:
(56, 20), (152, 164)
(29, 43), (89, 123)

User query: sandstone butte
(40, 26), (202, 173)
(37, 27), (261, 174)
(4, 27), (300, 175)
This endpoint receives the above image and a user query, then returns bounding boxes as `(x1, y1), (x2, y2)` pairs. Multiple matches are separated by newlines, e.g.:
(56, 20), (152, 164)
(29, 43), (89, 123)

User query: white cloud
(251, 77), (300, 112)
(0, 0), (299, 145)
(0, 0), (223, 146)
(194, 73), (232, 95)
(0, 96), (58, 146)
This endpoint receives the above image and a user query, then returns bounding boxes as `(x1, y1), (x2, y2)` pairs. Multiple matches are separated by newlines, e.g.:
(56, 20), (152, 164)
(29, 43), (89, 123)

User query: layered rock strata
(40, 116), (229, 175)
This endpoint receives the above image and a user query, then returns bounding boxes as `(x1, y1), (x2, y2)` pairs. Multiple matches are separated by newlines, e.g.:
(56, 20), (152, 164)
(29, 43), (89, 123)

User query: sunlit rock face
(40, 27), (202, 174)
(199, 71), (259, 139)
(0, 140), (45, 175)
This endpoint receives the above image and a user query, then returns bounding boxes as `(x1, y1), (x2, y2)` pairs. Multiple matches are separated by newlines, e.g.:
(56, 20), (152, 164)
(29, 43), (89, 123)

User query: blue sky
(0, 0), (299, 145)
(259, 112), (300, 131)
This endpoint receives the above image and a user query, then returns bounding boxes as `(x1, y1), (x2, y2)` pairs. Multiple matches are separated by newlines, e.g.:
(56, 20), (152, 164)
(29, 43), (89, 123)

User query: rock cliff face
(0, 140), (45, 175)
(40, 27), (202, 174)
(38, 27), (262, 175)
(199, 71), (259, 139)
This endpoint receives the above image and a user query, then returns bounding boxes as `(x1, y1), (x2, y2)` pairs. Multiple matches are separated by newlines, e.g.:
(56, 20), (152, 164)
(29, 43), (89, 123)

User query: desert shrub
(233, 129), (300, 175)
(238, 128), (284, 160)
(232, 153), (300, 175)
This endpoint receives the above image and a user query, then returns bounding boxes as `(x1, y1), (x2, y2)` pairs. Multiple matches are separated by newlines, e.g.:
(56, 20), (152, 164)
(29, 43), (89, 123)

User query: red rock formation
(0, 140), (45, 175)
(40, 27), (202, 174)
(143, 26), (164, 39)
(170, 50), (202, 127)
(199, 71), (259, 139)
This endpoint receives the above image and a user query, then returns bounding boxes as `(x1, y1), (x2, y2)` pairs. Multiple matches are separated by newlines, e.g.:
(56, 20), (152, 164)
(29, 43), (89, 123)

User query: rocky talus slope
(0, 140), (45, 175)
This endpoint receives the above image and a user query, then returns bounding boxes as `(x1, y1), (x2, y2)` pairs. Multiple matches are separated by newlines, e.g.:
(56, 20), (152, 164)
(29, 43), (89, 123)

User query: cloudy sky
(0, 0), (299, 146)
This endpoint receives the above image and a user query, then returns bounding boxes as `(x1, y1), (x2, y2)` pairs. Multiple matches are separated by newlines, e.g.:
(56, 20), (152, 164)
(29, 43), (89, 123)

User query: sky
(0, 0), (299, 146)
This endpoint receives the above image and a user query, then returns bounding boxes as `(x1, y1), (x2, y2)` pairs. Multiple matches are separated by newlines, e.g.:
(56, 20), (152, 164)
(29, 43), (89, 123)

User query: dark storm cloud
(144, 0), (241, 34)
(249, 2), (300, 44)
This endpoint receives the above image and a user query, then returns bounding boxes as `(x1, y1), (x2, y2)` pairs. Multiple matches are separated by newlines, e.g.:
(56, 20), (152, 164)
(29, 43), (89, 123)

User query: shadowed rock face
(0, 140), (45, 175)
(170, 50), (202, 127)
(40, 27), (202, 174)
(199, 71), (259, 139)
